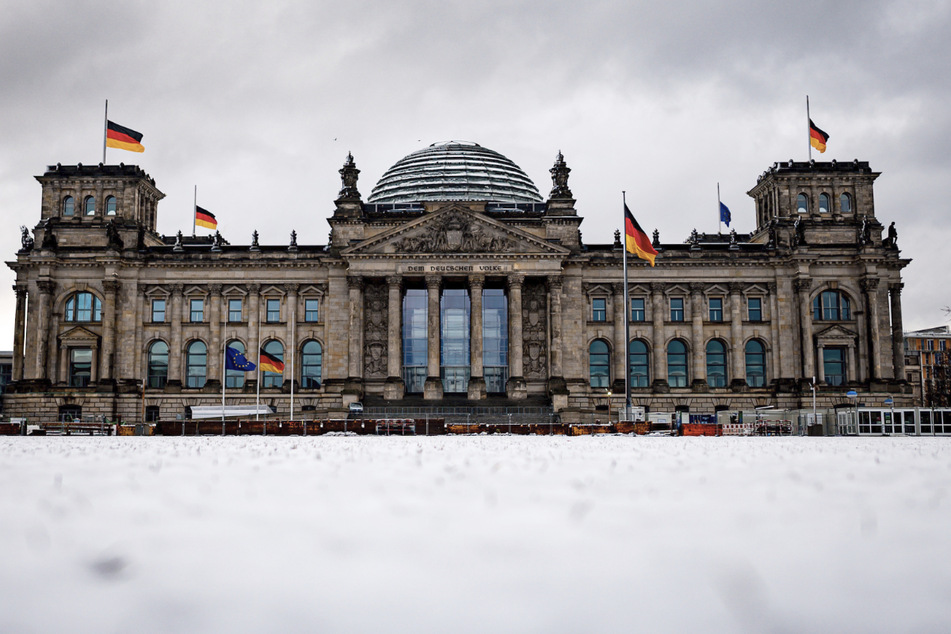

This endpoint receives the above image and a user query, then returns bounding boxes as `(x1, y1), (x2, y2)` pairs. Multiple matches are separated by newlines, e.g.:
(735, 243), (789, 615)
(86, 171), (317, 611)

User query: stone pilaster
(651, 282), (668, 390)
(284, 283), (298, 389)
(729, 282), (745, 388)
(612, 282), (626, 392)
(207, 284), (223, 389)
(506, 274), (526, 399)
(795, 278), (814, 380)
(12, 285), (26, 381)
(690, 282), (707, 389)
(767, 282), (780, 383)
(35, 280), (55, 382)
(468, 275), (486, 400)
(890, 283), (905, 381)
(347, 276), (364, 381)
(385, 276), (404, 400)
(100, 279), (119, 383)
(168, 283), (183, 388)
(247, 283), (260, 389)
(548, 276), (565, 384)
(862, 278), (881, 380)
(424, 275), (443, 399)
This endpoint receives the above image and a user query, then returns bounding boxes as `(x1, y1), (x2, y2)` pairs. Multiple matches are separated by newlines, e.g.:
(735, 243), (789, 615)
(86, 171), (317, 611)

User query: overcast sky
(2, 0), (950, 349)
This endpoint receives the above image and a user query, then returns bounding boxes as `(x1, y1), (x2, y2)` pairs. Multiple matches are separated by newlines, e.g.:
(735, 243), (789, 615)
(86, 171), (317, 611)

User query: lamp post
(847, 390), (858, 435)
(606, 390), (612, 424)
(884, 396), (894, 436)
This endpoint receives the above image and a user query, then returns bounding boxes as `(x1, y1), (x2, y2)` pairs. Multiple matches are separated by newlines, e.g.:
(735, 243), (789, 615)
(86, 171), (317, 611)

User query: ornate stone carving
(522, 280), (548, 380)
(861, 278), (880, 292)
(105, 220), (123, 250)
(338, 152), (361, 200)
(794, 278), (812, 294)
(363, 280), (388, 379)
(393, 214), (515, 253)
(173, 231), (184, 252)
(548, 276), (562, 291)
(347, 276), (363, 291)
(250, 230), (260, 251)
(288, 230), (298, 251)
(549, 151), (572, 198)
(20, 226), (33, 251)
(650, 281), (666, 293)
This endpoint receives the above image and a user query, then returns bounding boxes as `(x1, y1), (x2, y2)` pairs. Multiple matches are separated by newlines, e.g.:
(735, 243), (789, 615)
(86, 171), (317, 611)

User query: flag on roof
(809, 119), (829, 153)
(225, 346), (256, 372)
(719, 201), (732, 227)
(259, 349), (284, 374)
(106, 120), (144, 153)
(195, 206), (217, 230)
(624, 203), (659, 266)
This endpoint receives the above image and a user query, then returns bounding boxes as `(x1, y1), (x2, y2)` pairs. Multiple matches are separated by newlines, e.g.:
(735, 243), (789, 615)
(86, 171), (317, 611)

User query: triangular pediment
(58, 326), (100, 344)
(815, 324), (858, 342)
(342, 207), (570, 256)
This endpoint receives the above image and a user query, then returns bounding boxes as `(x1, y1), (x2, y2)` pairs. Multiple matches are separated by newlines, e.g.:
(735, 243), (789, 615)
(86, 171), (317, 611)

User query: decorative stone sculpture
(19, 226), (33, 251)
(338, 152), (361, 199)
(549, 151), (572, 198)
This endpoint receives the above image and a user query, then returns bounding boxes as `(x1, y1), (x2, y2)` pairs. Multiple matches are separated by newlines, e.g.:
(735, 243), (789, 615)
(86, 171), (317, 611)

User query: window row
(146, 339), (323, 389)
(796, 192), (853, 215)
(62, 195), (117, 217)
(588, 338), (769, 389)
(149, 297), (320, 323)
(593, 296), (764, 323)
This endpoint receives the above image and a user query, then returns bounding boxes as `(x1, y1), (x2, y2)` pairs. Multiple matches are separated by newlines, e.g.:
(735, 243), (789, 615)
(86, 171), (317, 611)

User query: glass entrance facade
(402, 289), (428, 393)
(441, 288), (470, 393)
(483, 288), (508, 393)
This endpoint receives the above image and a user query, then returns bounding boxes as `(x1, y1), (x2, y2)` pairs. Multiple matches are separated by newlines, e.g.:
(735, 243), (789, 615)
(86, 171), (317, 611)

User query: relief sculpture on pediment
(393, 214), (514, 253)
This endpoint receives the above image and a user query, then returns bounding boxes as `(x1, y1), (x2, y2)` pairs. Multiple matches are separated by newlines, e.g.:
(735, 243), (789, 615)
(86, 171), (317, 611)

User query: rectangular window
(670, 297), (684, 322)
(69, 348), (92, 387)
(748, 297), (763, 322)
(823, 347), (846, 386)
(190, 298), (204, 322)
(151, 298), (166, 323)
(709, 298), (723, 322)
(592, 298), (606, 322)
(304, 299), (319, 322)
(228, 299), (243, 323)
(266, 298), (281, 323)
(630, 298), (645, 322)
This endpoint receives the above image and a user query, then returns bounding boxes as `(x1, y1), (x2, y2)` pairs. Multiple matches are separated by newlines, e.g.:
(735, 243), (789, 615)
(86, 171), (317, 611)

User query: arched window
(813, 290), (852, 321)
(186, 340), (207, 388)
(63, 196), (75, 216)
(706, 339), (727, 388)
(589, 339), (610, 388)
(105, 195), (117, 215)
(628, 340), (649, 388)
(262, 340), (284, 388)
(83, 196), (95, 216)
(797, 194), (809, 214)
(65, 292), (102, 322)
(301, 340), (322, 389)
(819, 193), (830, 214)
(147, 340), (169, 389)
(745, 339), (766, 388)
(840, 193), (852, 214)
(225, 340), (246, 389)
(667, 339), (688, 388)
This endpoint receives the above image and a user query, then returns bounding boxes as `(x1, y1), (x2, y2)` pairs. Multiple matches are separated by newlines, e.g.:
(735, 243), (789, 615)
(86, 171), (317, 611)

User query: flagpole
(102, 100), (108, 164)
(717, 182), (722, 234)
(192, 185), (197, 237)
(221, 338), (226, 433)
(806, 95), (812, 161)
(255, 315), (261, 421)
(622, 191), (631, 422)
(290, 313), (296, 422)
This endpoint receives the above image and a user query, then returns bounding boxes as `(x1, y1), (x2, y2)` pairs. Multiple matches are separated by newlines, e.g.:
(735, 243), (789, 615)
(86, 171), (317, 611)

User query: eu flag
(226, 346), (256, 372)
(719, 201), (732, 227)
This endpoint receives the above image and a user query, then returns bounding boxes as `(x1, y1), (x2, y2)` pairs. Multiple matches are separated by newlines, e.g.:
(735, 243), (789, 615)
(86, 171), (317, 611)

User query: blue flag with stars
(226, 346), (256, 372)
(719, 201), (732, 227)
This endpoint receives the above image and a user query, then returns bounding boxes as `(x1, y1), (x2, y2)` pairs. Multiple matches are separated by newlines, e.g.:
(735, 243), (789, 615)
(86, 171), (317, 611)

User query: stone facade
(4, 153), (912, 423)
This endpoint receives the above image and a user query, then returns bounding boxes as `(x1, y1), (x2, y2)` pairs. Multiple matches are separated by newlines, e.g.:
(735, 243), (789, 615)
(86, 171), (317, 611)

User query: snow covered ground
(1, 435), (949, 633)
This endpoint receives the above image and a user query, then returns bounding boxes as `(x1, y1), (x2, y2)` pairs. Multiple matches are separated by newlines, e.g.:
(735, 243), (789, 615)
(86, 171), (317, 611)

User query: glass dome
(368, 141), (542, 204)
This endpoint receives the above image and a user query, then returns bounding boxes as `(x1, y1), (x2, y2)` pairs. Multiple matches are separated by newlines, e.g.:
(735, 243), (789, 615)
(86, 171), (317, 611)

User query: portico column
(506, 274), (526, 399)
(207, 284), (223, 388)
(35, 280), (55, 382)
(862, 278), (881, 380)
(168, 283), (183, 387)
(12, 285), (27, 381)
(889, 283), (905, 380)
(612, 283), (626, 392)
(796, 279), (814, 380)
(467, 275), (486, 399)
(347, 276), (364, 379)
(424, 275), (443, 399)
(690, 282), (706, 389)
(99, 279), (119, 382)
(651, 282), (668, 389)
(384, 276), (404, 400)
(729, 282), (745, 387)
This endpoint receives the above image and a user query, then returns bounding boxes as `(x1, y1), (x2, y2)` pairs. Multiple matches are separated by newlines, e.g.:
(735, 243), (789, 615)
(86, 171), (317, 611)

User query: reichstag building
(5, 141), (911, 423)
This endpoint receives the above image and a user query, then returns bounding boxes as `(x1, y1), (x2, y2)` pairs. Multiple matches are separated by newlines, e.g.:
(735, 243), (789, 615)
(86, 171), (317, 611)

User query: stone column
(12, 285), (26, 381)
(651, 282), (668, 390)
(890, 283), (905, 381)
(795, 279), (814, 380)
(284, 283), (298, 389)
(385, 276), (404, 400)
(207, 284), (223, 388)
(35, 280), (55, 382)
(612, 282), (627, 392)
(100, 279), (119, 382)
(848, 343), (857, 383)
(690, 282), (706, 389)
(248, 283), (261, 388)
(506, 274), (526, 399)
(348, 276), (364, 380)
(862, 278), (881, 381)
(468, 275), (486, 399)
(424, 275), (443, 399)
(548, 276), (564, 379)
(729, 282), (745, 387)
(817, 344), (826, 383)
(168, 283), (183, 387)
(767, 282), (781, 383)
(134, 287), (146, 384)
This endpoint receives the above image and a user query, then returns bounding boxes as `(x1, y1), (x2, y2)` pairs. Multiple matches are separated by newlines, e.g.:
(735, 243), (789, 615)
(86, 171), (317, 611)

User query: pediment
(342, 207), (569, 256)
(58, 326), (100, 344)
(815, 324), (858, 342)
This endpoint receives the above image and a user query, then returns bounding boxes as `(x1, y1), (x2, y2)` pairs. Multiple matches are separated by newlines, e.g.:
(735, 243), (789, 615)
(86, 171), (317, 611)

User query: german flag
(259, 348), (284, 374)
(809, 119), (829, 153)
(106, 120), (144, 153)
(624, 203), (659, 266)
(195, 206), (217, 230)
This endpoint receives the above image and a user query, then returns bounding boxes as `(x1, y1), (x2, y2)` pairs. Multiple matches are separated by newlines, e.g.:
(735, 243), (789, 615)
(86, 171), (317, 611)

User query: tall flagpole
(221, 338), (226, 425)
(806, 95), (812, 161)
(255, 311), (261, 420)
(192, 185), (197, 237)
(290, 314), (295, 421)
(102, 100), (109, 164)
(717, 182), (722, 234)
(622, 191), (631, 421)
